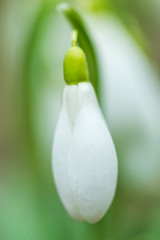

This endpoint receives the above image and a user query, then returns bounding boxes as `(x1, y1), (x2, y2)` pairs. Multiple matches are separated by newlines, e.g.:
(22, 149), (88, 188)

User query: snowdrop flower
(52, 31), (118, 223)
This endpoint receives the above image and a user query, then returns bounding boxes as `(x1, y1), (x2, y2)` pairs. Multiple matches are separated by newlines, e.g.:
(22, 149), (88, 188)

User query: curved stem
(57, 3), (100, 101)
(71, 29), (78, 46)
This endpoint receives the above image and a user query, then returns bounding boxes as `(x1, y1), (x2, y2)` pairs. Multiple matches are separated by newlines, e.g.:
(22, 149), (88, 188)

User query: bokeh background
(0, 0), (160, 239)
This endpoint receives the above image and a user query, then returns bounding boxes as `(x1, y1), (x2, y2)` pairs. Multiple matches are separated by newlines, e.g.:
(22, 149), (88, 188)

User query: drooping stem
(58, 3), (100, 103)
(71, 30), (78, 46)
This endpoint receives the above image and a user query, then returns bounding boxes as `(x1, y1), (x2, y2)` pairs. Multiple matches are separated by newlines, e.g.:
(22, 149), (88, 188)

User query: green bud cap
(63, 30), (89, 85)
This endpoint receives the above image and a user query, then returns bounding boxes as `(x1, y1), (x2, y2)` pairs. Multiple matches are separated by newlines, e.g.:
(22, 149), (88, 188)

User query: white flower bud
(52, 81), (118, 223)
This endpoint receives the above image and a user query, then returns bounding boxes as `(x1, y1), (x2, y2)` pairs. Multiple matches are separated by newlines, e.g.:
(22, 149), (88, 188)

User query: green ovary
(63, 31), (89, 85)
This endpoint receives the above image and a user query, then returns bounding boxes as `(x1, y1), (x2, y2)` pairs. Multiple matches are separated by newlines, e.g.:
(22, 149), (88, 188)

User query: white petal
(66, 85), (78, 132)
(68, 82), (118, 223)
(52, 85), (83, 221)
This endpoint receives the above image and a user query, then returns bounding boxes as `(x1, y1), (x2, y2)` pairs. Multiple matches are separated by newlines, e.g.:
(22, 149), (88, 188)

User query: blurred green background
(0, 0), (160, 239)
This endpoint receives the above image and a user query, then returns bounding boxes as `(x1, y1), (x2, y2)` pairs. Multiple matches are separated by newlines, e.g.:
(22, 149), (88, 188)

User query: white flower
(52, 81), (118, 223)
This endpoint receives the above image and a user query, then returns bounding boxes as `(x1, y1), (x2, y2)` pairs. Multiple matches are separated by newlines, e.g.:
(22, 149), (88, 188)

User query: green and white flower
(52, 31), (118, 223)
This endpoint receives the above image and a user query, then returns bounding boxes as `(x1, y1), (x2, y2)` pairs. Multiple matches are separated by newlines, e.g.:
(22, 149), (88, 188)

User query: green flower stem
(58, 3), (100, 101)
(71, 30), (78, 46)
